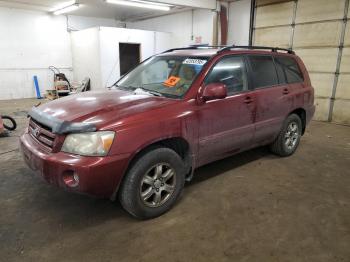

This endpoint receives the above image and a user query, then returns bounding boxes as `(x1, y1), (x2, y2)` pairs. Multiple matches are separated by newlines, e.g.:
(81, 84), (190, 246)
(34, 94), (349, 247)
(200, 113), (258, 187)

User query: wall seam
(290, 0), (298, 49)
(328, 0), (349, 122)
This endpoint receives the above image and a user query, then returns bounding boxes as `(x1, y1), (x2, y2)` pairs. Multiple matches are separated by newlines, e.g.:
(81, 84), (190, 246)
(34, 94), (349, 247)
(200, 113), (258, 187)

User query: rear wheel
(119, 147), (185, 219)
(270, 114), (302, 157)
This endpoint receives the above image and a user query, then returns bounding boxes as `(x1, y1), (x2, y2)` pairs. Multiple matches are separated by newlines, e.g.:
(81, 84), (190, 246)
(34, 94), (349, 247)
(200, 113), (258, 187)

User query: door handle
(283, 88), (290, 95)
(244, 96), (253, 104)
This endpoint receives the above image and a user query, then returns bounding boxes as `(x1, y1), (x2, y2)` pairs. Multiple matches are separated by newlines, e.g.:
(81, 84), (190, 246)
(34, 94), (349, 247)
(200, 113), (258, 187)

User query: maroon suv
(20, 46), (315, 219)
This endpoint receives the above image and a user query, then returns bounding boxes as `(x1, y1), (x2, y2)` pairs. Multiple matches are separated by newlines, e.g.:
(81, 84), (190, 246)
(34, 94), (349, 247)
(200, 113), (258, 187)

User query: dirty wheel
(270, 114), (302, 157)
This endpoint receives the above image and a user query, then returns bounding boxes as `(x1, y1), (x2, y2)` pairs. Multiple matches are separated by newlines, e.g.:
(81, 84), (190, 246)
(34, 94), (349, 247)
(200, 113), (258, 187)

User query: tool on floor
(46, 66), (90, 100)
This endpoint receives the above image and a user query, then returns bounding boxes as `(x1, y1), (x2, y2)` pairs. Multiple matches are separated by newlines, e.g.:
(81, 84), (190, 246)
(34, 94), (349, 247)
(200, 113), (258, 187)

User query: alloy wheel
(140, 163), (176, 208)
(284, 121), (299, 150)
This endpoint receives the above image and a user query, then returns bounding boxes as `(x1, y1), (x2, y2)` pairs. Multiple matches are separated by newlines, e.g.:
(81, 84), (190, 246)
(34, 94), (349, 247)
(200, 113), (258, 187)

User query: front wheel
(119, 147), (185, 219)
(269, 114), (302, 157)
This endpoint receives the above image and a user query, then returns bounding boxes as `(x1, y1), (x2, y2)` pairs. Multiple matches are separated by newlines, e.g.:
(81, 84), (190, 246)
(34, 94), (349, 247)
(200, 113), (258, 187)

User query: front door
(197, 55), (256, 166)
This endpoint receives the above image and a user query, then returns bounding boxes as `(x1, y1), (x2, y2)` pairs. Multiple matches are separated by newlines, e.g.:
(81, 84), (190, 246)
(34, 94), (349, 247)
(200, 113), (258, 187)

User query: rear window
(275, 56), (304, 84)
(248, 55), (278, 89)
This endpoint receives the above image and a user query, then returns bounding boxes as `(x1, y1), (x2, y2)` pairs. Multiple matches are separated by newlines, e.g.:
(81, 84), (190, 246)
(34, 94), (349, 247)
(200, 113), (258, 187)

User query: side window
(248, 55), (278, 89)
(275, 56), (304, 84)
(274, 57), (287, 84)
(204, 56), (248, 95)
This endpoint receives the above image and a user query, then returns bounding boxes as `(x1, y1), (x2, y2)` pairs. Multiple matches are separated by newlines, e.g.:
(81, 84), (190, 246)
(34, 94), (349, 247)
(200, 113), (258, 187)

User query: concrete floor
(1, 98), (350, 262)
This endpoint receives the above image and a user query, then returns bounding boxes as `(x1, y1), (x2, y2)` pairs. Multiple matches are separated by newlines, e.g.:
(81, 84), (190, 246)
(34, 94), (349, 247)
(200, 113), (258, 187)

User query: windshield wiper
(135, 87), (164, 97)
(115, 84), (165, 97)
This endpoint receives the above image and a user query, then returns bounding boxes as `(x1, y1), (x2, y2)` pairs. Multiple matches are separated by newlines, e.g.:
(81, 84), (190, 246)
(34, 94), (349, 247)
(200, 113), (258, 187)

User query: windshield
(115, 56), (209, 98)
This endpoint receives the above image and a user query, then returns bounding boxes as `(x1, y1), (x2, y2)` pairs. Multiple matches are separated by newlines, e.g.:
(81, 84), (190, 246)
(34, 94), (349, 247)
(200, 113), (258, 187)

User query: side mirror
(201, 83), (227, 102)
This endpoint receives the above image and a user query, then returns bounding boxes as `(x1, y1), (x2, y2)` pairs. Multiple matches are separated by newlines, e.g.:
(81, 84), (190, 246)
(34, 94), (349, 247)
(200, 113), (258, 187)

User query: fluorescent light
(53, 3), (80, 15)
(105, 0), (171, 11)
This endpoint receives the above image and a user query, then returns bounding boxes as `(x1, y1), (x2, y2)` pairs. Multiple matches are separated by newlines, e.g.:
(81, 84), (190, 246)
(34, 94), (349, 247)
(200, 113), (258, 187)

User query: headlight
(62, 131), (115, 156)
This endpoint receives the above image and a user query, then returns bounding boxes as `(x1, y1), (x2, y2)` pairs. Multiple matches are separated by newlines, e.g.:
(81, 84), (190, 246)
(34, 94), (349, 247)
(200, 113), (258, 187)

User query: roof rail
(218, 45), (295, 54)
(162, 45), (295, 55)
(162, 45), (229, 53)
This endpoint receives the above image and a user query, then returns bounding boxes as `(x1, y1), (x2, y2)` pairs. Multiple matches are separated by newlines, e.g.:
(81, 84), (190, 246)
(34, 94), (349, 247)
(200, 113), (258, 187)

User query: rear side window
(275, 56), (304, 84)
(275, 58), (287, 84)
(248, 55), (278, 89)
(204, 56), (248, 95)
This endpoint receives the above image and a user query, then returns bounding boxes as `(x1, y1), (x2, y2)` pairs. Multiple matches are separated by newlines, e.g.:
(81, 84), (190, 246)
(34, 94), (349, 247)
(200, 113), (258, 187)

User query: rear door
(247, 55), (292, 145)
(197, 55), (256, 166)
(274, 55), (305, 107)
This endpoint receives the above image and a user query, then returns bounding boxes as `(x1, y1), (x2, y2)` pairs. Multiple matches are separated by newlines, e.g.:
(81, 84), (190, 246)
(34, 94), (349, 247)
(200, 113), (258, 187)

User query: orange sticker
(163, 76), (181, 87)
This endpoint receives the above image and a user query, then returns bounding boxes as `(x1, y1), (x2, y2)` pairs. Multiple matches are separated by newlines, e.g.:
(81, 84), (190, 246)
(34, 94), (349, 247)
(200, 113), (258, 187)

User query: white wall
(227, 0), (251, 45)
(0, 7), (72, 100)
(127, 9), (215, 48)
(71, 27), (172, 89)
(100, 28), (153, 88)
(0, 7), (121, 100)
(70, 28), (102, 90)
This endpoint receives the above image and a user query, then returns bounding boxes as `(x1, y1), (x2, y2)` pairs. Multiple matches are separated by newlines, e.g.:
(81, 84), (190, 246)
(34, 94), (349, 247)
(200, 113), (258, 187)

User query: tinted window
(275, 56), (304, 84)
(248, 55), (278, 88)
(274, 58), (287, 84)
(204, 56), (248, 95)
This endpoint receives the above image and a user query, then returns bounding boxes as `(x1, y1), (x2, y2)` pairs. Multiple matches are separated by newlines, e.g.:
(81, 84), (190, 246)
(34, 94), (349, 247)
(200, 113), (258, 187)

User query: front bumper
(20, 133), (130, 198)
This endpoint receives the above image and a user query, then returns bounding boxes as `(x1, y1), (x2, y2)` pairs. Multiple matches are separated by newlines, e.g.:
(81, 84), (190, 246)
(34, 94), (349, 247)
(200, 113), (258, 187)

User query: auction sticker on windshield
(183, 58), (207, 65)
(163, 76), (181, 87)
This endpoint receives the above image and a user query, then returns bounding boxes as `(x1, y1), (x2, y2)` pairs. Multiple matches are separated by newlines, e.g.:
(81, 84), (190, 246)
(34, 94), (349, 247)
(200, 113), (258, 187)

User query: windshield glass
(116, 56), (209, 98)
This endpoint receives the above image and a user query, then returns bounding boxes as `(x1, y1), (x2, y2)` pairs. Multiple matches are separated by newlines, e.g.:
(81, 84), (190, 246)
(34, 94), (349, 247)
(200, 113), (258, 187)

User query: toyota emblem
(33, 127), (40, 137)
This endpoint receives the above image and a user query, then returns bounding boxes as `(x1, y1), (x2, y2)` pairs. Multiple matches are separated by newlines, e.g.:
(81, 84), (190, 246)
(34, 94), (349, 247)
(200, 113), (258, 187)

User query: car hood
(32, 90), (176, 131)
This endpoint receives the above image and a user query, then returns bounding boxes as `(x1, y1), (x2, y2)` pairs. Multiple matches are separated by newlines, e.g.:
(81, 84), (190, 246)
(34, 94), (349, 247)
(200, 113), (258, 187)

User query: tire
(119, 147), (185, 219)
(2, 116), (17, 131)
(269, 114), (302, 157)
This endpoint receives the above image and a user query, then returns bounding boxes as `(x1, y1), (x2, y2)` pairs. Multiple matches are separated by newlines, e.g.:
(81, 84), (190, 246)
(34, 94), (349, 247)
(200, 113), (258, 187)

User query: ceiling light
(53, 3), (80, 15)
(105, 0), (171, 11)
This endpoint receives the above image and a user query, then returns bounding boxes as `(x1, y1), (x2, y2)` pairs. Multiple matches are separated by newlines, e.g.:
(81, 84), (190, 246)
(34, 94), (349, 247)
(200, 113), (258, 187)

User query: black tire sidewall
(119, 147), (185, 219)
(2, 116), (17, 131)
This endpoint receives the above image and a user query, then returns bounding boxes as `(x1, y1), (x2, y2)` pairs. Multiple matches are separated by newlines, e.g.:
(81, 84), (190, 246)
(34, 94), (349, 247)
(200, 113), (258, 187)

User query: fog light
(63, 170), (79, 188)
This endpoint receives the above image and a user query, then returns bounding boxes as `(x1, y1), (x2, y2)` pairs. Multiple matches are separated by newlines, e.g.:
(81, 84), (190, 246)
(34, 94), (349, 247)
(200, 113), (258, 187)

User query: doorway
(119, 43), (141, 76)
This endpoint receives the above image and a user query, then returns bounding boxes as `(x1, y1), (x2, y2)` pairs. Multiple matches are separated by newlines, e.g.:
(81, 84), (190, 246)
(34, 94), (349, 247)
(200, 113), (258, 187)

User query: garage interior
(0, 0), (349, 261)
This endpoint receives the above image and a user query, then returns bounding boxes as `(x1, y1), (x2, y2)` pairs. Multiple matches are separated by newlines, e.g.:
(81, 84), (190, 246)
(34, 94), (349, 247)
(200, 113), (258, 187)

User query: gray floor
(1, 98), (350, 262)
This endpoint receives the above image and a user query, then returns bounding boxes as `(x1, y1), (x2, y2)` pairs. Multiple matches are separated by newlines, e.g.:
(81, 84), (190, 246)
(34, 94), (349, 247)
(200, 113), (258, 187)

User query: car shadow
(187, 146), (278, 187)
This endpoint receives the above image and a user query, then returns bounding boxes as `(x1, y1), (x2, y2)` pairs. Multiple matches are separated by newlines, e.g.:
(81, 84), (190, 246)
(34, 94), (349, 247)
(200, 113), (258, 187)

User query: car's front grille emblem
(33, 127), (40, 138)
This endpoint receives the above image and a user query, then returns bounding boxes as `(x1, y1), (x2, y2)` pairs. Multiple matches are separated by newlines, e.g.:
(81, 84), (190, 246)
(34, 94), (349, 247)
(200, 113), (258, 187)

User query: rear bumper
(20, 133), (130, 198)
(306, 104), (316, 125)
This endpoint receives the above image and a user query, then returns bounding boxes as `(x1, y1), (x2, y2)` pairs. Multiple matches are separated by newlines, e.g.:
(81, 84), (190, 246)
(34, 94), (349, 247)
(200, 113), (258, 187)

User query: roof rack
(162, 45), (228, 53)
(162, 45), (295, 55)
(218, 45), (295, 54)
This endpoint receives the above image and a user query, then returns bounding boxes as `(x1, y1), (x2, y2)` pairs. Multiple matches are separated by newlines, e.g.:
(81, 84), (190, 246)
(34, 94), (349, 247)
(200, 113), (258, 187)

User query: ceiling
(0, 0), (190, 21)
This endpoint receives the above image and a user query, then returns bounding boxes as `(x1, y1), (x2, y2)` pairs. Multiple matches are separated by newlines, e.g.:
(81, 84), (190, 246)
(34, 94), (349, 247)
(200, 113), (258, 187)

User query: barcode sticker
(183, 59), (207, 65)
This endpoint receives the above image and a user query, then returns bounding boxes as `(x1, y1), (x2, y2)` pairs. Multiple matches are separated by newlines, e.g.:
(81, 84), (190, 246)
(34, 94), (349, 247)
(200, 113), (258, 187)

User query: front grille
(29, 118), (56, 151)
